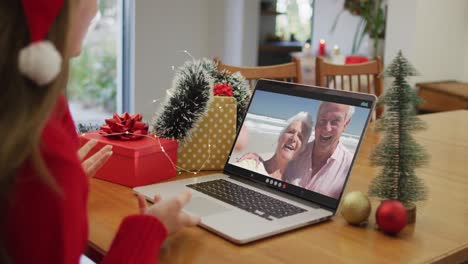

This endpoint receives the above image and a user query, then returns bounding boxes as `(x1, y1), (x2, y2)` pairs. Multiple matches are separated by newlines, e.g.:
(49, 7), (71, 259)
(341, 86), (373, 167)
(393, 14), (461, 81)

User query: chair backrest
(315, 56), (383, 118)
(215, 57), (302, 90)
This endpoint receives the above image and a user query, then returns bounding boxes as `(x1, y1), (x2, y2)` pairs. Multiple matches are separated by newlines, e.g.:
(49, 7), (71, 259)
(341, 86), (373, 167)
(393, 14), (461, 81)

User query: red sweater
(4, 96), (167, 263)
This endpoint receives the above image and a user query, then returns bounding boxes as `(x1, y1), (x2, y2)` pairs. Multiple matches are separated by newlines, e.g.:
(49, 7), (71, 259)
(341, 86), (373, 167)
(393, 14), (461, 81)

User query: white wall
(133, 0), (259, 119)
(132, 0), (259, 120)
(224, 0), (245, 66)
(134, 0), (212, 118)
(383, 0), (418, 66)
(462, 2), (468, 82)
(385, 0), (468, 84)
(207, 0), (226, 62)
(242, 0), (260, 66)
(223, 0), (260, 66)
(413, 0), (465, 82)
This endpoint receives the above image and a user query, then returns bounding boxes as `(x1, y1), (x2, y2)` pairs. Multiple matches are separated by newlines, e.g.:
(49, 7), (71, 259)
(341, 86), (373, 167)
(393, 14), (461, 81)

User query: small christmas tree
(368, 51), (429, 207)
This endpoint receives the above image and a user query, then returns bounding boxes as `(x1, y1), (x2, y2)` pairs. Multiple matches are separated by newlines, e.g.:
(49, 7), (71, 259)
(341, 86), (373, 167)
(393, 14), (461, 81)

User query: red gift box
(80, 131), (178, 187)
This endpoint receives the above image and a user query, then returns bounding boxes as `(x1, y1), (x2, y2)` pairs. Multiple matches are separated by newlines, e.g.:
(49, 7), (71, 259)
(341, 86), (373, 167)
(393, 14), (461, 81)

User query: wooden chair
(215, 57), (302, 90)
(315, 56), (384, 118)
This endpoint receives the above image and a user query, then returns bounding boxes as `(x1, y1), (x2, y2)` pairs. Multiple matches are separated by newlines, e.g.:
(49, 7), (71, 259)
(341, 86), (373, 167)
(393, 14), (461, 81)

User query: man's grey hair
(317, 102), (355, 123)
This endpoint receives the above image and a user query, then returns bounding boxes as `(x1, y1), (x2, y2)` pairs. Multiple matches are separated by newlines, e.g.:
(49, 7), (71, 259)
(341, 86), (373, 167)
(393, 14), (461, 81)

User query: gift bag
(177, 96), (237, 170)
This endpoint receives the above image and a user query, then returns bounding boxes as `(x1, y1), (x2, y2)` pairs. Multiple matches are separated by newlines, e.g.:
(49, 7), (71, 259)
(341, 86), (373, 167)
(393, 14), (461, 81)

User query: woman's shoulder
(41, 95), (80, 161)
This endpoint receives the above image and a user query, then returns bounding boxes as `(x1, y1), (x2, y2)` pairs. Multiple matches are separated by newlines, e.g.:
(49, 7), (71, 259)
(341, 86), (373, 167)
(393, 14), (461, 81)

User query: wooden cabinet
(417, 81), (468, 112)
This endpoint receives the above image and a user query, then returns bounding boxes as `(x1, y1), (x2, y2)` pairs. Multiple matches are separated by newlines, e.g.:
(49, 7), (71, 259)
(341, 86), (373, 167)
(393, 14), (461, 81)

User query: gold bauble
(341, 191), (371, 225)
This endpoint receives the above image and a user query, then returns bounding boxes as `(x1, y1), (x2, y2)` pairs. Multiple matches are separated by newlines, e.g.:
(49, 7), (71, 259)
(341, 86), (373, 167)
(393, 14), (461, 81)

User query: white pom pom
(18, 40), (62, 86)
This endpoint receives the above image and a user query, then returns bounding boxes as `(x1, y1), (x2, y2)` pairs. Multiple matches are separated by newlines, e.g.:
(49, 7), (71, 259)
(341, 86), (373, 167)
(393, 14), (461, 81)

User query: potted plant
(332, 0), (386, 57)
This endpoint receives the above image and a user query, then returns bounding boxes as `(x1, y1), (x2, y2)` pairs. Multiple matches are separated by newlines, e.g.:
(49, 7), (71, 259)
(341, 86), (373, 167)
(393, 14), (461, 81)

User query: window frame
(119, 0), (135, 113)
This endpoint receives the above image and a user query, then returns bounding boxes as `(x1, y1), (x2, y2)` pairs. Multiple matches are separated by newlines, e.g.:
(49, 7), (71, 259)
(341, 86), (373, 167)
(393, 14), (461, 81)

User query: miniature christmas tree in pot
(368, 50), (429, 224)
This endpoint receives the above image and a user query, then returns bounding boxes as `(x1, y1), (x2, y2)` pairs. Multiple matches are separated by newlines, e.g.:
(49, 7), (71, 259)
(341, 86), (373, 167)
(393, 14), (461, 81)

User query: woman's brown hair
(0, 0), (72, 261)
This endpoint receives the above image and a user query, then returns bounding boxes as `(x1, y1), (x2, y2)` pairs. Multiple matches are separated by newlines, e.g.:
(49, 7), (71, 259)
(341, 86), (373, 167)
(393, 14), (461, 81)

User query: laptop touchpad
(185, 196), (233, 217)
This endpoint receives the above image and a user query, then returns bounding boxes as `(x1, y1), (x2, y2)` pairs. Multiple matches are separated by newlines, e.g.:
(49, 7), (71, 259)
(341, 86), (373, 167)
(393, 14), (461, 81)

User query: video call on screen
(228, 90), (371, 199)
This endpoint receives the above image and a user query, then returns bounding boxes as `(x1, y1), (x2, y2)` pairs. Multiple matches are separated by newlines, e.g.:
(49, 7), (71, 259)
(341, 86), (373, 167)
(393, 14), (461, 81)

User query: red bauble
(376, 200), (407, 235)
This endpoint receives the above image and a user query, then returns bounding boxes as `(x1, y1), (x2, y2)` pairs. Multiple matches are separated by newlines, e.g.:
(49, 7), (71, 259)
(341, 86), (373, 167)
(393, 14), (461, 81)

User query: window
(69, 0), (133, 126)
(275, 0), (313, 42)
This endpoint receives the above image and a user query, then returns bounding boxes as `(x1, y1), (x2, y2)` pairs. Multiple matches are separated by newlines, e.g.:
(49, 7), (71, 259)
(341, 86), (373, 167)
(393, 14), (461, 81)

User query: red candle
(318, 39), (326, 56)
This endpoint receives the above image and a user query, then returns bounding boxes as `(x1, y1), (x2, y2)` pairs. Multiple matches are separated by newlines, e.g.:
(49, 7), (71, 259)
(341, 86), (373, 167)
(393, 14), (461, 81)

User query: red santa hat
(18, 0), (65, 86)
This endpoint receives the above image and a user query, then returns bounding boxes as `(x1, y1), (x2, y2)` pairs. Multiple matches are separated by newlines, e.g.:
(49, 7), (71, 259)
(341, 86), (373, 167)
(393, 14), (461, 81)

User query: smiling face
(276, 120), (305, 161)
(314, 103), (350, 155)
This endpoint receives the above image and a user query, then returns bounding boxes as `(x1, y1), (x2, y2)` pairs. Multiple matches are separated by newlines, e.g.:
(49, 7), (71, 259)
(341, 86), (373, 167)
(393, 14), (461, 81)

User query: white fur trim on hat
(18, 40), (62, 86)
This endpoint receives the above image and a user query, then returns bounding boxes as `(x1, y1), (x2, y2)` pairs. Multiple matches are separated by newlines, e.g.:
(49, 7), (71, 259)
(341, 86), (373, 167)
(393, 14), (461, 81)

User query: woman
(235, 112), (313, 181)
(1, 0), (199, 263)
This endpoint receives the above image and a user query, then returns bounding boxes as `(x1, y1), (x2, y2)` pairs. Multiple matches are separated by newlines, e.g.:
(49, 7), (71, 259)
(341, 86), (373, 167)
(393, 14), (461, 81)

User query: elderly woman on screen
(235, 112), (313, 181)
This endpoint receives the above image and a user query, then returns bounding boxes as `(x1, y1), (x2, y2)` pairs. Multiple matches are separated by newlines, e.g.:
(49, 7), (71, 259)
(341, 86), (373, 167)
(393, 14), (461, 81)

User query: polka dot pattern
(178, 96), (237, 170)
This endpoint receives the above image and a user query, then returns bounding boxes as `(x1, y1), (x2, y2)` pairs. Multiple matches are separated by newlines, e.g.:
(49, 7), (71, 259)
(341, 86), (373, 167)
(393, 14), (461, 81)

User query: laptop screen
(224, 80), (376, 211)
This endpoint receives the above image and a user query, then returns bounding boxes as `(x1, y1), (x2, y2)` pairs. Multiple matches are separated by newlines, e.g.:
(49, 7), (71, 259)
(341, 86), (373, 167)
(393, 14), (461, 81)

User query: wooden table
(88, 110), (468, 263)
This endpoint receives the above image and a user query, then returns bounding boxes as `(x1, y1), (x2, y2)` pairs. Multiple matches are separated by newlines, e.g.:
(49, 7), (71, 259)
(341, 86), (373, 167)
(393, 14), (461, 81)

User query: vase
(367, 38), (385, 59)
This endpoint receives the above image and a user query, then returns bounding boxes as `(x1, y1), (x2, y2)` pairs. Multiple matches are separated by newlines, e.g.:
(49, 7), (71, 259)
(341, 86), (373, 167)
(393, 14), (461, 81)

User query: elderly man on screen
(284, 102), (355, 199)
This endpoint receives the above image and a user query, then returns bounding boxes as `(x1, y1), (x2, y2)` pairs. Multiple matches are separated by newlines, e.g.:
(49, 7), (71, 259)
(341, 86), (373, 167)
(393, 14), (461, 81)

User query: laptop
(134, 79), (376, 244)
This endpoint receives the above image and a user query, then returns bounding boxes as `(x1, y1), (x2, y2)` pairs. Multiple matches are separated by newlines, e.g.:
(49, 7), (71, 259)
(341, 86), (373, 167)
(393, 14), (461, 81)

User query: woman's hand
(137, 191), (200, 235)
(237, 152), (263, 166)
(78, 139), (113, 177)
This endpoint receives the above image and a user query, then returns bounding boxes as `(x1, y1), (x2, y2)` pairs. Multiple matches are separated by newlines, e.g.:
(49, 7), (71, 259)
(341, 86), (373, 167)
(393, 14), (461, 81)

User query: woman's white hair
(279, 111), (314, 152)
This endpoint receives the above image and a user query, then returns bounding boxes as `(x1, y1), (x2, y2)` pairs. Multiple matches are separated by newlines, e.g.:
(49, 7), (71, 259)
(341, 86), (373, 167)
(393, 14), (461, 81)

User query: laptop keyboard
(186, 179), (307, 221)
